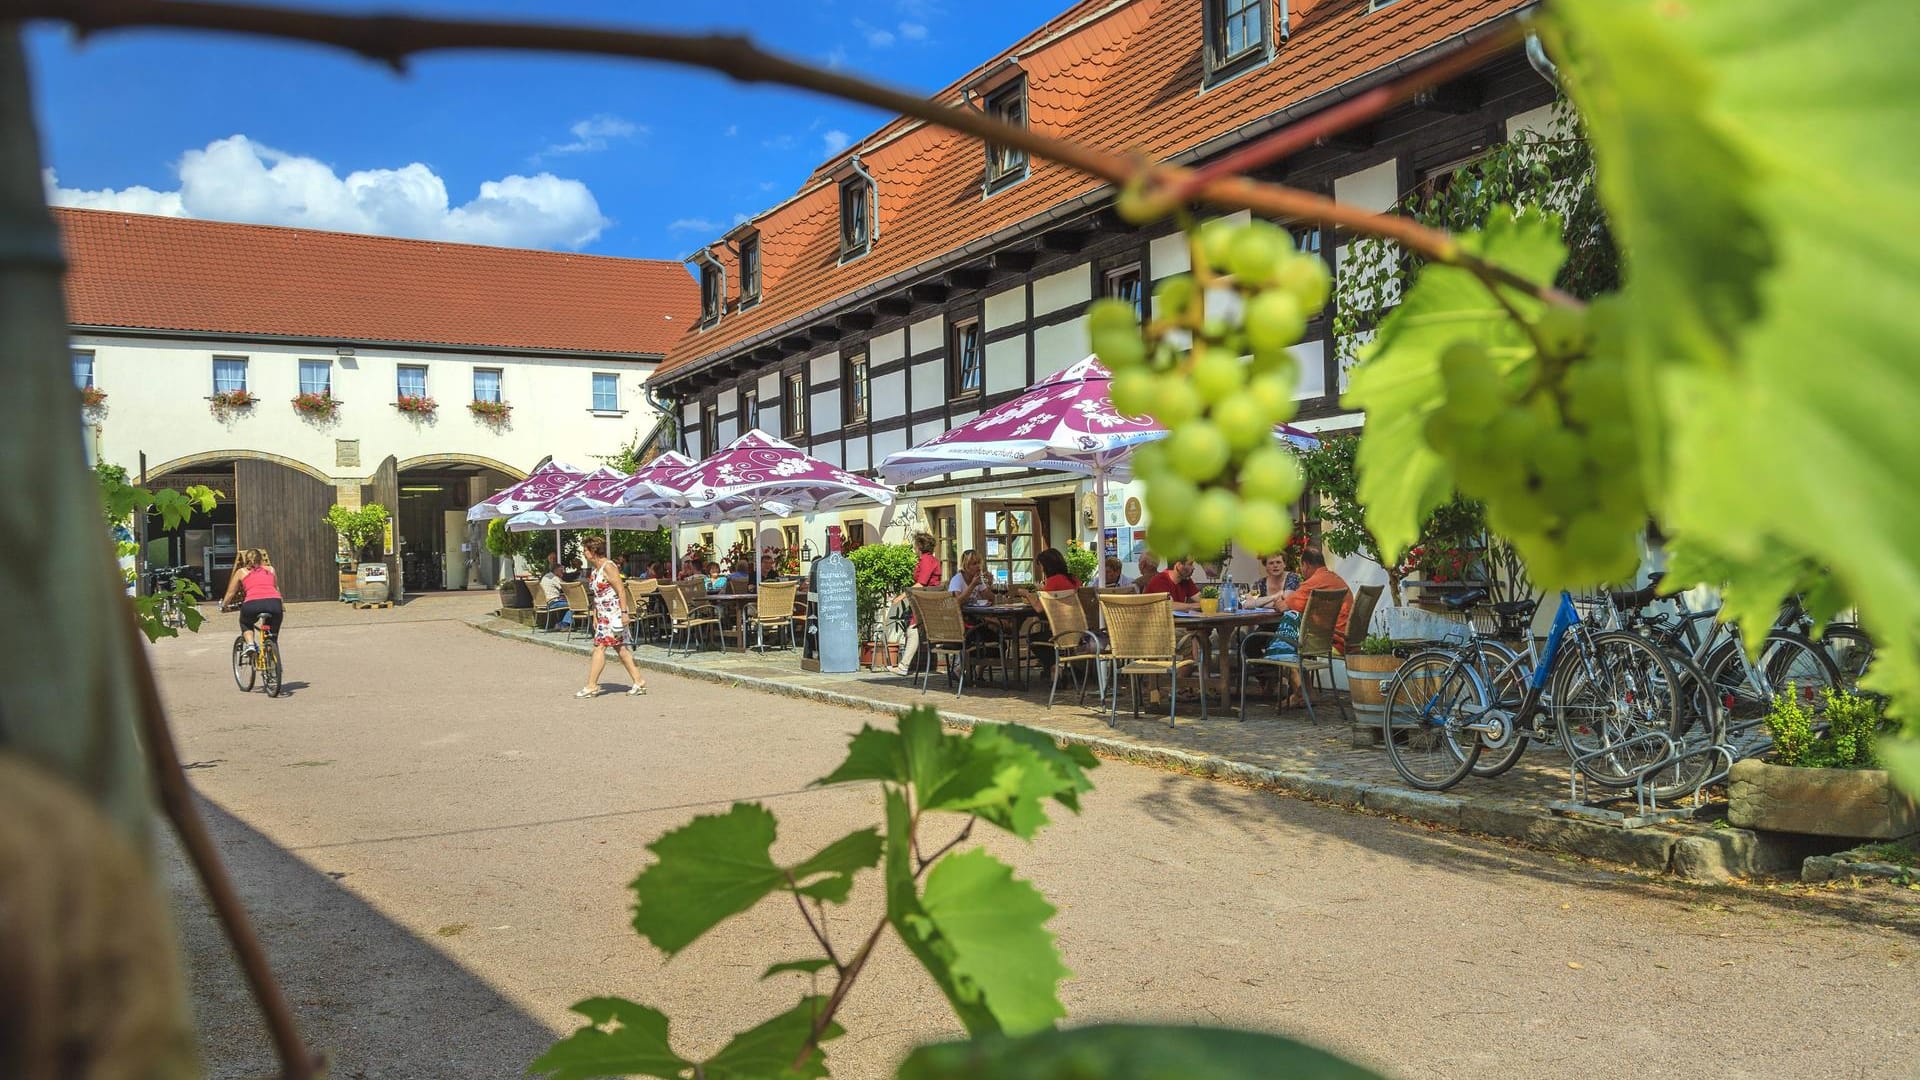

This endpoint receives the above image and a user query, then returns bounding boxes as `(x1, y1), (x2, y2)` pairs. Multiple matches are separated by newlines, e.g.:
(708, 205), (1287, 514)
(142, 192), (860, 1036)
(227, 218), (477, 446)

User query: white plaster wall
(1149, 231), (1189, 279)
(911, 419), (943, 445)
(984, 286), (1025, 331)
(1333, 160), (1398, 212)
(1033, 315), (1088, 378)
(1031, 265), (1090, 316)
(809, 352), (839, 384)
(909, 359), (942, 409)
(80, 334), (655, 482)
(984, 337), (1025, 395)
(758, 371), (781, 401)
(871, 370), (907, 421)
(810, 388), (841, 433)
(872, 426), (908, 463)
(716, 387), (738, 414)
(909, 315), (944, 354)
(718, 416), (738, 445)
(846, 441), (870, 471)
(1506, 103), (1560, 140)
(1291, 339), (1327, 399)
(869, 328), (906, 365)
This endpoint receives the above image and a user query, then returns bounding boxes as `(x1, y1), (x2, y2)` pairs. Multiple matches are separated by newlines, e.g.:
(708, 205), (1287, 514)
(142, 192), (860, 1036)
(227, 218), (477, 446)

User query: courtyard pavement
(154, 594), (1919, 1079)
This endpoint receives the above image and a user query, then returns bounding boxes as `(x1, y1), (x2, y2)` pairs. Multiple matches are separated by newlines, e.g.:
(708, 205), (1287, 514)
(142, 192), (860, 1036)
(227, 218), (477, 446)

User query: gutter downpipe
(658, 7), (1535, 391)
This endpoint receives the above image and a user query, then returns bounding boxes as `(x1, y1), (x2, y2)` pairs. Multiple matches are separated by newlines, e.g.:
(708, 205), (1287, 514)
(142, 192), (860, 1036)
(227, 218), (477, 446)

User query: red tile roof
(661, 0), (1530, 380)
(56, 208), (699, 357)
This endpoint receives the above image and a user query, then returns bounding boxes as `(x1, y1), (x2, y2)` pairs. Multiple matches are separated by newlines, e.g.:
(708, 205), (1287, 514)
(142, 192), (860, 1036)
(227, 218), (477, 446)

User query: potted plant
(1728, 687), (1917, 838)
(1344, 635), (1405, 741)
(469, 398), (512, 424)
(292, 391), (340, 421)
(1198, 585), (1221, 614)
(324, 503), (391, 601)
(79, 384), (108, 413)
(395, 393), (437, 417)
(485, 518), (540, 608)
(209, 387), (256, 419)
(848, 542), (915, 668)
(1063, 539), (1099, 586)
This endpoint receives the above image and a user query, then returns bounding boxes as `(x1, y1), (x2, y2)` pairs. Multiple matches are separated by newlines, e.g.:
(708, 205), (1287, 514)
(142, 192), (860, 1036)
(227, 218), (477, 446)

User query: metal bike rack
(1548, 730), (1696, 828)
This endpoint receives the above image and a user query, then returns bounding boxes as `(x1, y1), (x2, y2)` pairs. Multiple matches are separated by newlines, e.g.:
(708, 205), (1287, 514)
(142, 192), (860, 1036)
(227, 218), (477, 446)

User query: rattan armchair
(1344, 583), (1383, 651)
(907, 587), (991, 697)
(1239, 588), (1347, 724)
(1098, 592), (1201, 727)
(660, 581), (721, 656)
(625, 578), (667, 645)
(749, 580), (801, 651)
(1036, 590), (1107, 710)
(560, 580), (593, 642)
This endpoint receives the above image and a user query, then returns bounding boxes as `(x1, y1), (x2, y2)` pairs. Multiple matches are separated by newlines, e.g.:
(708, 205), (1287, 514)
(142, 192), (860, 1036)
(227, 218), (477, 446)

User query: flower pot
(1343, 652), (1405, 729)
(1727, 759), (1920, 839)
(1198, 597), (1219, 614)
(499, 578), (533, 610)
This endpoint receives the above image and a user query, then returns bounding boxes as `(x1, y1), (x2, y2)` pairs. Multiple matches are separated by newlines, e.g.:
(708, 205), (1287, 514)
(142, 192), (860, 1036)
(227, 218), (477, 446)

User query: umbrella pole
(1093, 471), (1108, 588)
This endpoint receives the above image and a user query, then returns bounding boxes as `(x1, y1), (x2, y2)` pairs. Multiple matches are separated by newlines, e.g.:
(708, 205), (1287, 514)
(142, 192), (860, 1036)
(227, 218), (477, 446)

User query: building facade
(651, 0), (1556, 585)
(62, 208), (696, 600)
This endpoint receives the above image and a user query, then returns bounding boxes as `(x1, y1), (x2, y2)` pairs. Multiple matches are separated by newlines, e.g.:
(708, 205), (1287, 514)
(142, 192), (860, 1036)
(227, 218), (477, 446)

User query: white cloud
(823, 130), (851, 155)
(824, 46), (849, 70)
(45, 135), (609, 250)
(761, 133), (798, 151)
(538, 114), (642, 158)
(667, 217), (721, 233)
(725, 125), (739, 137)
(855, 20), (896, 48)
(899, 21), (929, 40)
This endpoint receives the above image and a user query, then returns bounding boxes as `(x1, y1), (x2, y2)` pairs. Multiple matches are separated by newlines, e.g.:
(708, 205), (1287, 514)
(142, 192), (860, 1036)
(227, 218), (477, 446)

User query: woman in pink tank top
(221, 547), (285, 654)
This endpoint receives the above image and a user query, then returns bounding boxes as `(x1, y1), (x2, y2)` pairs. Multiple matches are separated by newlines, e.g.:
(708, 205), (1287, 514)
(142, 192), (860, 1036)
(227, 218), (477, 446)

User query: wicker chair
(1036, 590), (1107, 710)
(560, 580), (594, 642)
(660, 581), (721, 656)
(748, 580), (801, 651)
(1239, 588), (1347, 724)
(907, 587), (991, 697)
(624, 578), (666, 645)
(1343, 583), (1384, 652)
(1098, 592), (1201, 727)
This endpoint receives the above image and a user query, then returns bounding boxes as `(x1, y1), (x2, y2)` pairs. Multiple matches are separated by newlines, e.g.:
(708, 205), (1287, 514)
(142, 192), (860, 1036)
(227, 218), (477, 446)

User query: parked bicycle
(148, 564), (193, 629)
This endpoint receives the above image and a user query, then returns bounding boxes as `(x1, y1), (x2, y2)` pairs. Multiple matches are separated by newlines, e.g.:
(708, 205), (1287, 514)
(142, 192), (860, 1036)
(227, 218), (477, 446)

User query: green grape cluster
(1422, 303), (1643, 584)
(1089, 217), (1328, 558)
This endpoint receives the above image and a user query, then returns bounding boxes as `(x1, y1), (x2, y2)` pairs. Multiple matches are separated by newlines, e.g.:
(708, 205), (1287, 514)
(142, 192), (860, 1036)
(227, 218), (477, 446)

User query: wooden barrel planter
(1345, 652), (1405, 748)
(498, 577), (534, 610)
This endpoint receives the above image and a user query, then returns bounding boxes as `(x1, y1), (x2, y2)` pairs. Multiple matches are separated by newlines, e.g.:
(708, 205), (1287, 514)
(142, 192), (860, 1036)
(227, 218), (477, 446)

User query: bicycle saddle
(1608, 584), (1658, 611)
(1490, 599), (1537, 617)
(1440, 588), (1490, 610)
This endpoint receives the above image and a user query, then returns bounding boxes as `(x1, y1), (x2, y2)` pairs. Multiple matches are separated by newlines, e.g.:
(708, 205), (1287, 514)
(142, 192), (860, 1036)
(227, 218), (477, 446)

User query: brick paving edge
(470, 616), (1779, 883)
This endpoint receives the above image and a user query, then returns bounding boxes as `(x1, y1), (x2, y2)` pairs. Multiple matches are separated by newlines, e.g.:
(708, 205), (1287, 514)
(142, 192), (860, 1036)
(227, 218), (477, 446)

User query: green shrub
(848, 543), (917, 640)
(1357, 635), (1398, 656)
(1768, 685), (1887, 769)
(1199, 585), (1220, 600)
(1062, 541), (1099, 585)
(325, 503), (389, 558)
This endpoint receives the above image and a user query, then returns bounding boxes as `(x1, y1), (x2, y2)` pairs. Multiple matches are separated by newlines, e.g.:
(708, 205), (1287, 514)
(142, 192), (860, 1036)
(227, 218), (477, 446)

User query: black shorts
(239, 598), (283, 635)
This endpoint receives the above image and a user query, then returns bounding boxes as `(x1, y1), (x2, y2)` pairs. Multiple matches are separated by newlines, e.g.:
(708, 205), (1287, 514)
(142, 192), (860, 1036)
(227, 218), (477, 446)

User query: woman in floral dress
(577, 535), (649, 698)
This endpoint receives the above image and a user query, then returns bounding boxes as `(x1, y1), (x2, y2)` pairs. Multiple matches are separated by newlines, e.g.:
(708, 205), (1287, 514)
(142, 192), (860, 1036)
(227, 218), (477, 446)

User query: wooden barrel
(1344, 653), (1404, 728)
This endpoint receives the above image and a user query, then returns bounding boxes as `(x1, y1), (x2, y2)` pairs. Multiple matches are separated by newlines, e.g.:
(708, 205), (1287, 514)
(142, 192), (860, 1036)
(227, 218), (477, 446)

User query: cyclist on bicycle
(221, 547), (284, 658)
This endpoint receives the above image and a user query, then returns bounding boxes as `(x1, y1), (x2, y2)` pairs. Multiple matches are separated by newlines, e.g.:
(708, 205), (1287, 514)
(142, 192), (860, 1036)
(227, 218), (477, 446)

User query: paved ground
(157, 595), (1920, 1079)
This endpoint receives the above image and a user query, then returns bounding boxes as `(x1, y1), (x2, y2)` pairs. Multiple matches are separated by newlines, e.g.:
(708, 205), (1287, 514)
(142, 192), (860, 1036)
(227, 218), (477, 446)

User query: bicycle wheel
(1381, 652), (1486, 791)
(1706, 631), (1839, 723)
(231, 635), (255, 692)
(1641, 651), (1723, 800)
(1552, 630), (1679, 788)
(262, 638), (283, 698)
(1820, 625), (1875, 694)
(1471, 654), (1534, 779)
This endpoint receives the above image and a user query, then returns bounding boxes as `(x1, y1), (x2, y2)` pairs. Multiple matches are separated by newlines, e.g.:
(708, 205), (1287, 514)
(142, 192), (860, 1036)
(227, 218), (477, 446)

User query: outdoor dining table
(704, 592), (761, 652)
(962, 601), (1039, 690)
(1171, 608), (1286, 711)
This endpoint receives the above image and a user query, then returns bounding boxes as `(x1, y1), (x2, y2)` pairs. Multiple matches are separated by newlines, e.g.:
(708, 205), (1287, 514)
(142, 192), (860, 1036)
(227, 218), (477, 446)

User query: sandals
(886, 665), (912, 677)
(627, 683), (648, 696)
(574, 686), (603, 698)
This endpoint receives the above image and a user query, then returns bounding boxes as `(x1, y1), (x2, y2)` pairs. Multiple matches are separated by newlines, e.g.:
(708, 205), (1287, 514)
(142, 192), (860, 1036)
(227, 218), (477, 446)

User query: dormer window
(839, 176), (872, 260)
(1204, 0), (1272, 85)
(697, 256), (725, 326)
(983, 78), (1029, 193)
(738, 233), (761, 307)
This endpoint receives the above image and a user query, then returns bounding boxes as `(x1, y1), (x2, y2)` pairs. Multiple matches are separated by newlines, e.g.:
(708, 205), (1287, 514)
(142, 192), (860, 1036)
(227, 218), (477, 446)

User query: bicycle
(1382, 591), (1688, 794)
(149, 565), (192, 629)
(231, 622), (283, 698)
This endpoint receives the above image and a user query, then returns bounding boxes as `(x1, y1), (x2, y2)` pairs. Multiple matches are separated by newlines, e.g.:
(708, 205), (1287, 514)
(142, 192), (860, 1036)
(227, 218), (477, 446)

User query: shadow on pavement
(166, 792), (563, 1080)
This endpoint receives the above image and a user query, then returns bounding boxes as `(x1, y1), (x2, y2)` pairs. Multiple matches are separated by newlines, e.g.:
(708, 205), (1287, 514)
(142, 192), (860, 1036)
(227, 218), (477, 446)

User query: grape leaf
(1548, 0), (1920, 727)
(895, 1023), (1384, 1080)
(977, 724), (1098, 813)
(789, 827), (883, 880)
(762, 958), (835, 980)
(883, 787), (998, 1035)
(701, 995), (843, 1080)
(814, 724), (907, 786)
(918, 848), (1069, 1036)
(629, 803), (784, 956)
(530, 997), (692, 1080)
(1341, 207), (1567, 561)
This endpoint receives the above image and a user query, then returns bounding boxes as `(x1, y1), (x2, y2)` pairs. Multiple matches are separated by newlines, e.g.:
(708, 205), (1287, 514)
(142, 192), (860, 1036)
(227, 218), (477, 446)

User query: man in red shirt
(1143, 556), (1201, 612)
(1281, 546), (1354, 651)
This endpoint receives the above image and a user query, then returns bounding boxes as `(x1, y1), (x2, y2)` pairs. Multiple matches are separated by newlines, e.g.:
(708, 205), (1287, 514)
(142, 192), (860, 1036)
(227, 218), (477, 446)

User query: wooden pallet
(352, 600), (393, 610)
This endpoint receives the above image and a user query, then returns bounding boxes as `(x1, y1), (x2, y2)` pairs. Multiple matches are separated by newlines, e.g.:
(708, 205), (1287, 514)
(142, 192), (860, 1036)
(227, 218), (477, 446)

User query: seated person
(1280, 545), (1354, 652)
(536, 564), (570, 628)
(704, 561), (728, 591)
(760, 553), (778, 580)
(1102, 556), (1130, 589)
(947, 548), (993, 605)
(1143, 556), (1202, 612)
(1015, 548), (1080, 611)
(1133, 552), (1160, 592)
(725, 559), (753, 591)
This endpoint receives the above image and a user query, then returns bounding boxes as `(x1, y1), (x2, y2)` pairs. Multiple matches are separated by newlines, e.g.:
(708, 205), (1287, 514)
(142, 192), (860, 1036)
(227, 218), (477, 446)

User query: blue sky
(25, 0), (1046, 259)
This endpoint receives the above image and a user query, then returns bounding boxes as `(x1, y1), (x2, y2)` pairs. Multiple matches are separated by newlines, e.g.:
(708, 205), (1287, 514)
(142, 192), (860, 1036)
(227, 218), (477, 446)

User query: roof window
(1203, 0), (1275, 86)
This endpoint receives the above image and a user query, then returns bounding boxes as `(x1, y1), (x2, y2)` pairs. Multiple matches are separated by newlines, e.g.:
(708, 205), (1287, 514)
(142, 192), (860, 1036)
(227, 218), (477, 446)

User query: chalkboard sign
(813, 552), (858, 673)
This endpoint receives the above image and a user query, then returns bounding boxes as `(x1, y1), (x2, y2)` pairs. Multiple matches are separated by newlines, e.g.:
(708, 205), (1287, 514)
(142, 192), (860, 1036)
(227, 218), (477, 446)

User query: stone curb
(468, 616), (1757, 881)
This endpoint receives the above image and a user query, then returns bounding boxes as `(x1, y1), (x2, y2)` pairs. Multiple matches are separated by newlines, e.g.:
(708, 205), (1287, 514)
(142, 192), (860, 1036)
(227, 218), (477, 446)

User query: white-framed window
(1103, 264), (1143, 317)
(950, 318), (983, 398)
(72, 350), (95, 389)
(473, 367), (503, 404)
(1203, 0), (1271, 83)
(592, 372), (619, 412)
(396, 364), (428, 399)
(840, 177), (871, 259)
(299, 359), (331, 396)
(845, 350), (870, 425)
(784, 371), (807, 437)
(213, 356), (248, 394)
(742, 388), (758, 432)
(700, 261), (723, 324)
(984, 78), (1029, 190)
(703, 402), (719, 449)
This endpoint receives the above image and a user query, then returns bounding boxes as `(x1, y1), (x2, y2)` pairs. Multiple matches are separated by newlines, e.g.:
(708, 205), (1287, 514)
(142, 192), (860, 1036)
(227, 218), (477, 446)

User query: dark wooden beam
(990, 250), (1036, 273)
(1312, 127), (1374, 153)
(1041, 229), (1090, 254)
(777, 333), (812, 355)
(808, 324), (843, 345)
(909, 282), (950, 304)
(1413, 81), (1480, 115)
(752, 345), (783, 364)
(875, 295), (913, 317)
(836, 312), (876, 332)
(945, 266), (990, 290)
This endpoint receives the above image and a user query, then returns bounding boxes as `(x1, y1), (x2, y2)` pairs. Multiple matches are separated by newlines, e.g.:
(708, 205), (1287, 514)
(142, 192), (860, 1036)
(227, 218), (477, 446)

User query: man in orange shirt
(1281, 546), (1354, 652)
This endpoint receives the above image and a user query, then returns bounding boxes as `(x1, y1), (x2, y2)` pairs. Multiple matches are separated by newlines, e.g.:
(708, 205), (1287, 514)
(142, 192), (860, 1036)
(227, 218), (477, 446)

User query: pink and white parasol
(673, 430), (894, 583)
(466, 459), (592, 522)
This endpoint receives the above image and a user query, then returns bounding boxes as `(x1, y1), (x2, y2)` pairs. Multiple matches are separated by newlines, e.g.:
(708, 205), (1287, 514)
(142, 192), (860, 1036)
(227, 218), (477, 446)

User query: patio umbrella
(465, 459), (591, 522)
(877, 355), (1316, 586)
(672, 429), (896, 584)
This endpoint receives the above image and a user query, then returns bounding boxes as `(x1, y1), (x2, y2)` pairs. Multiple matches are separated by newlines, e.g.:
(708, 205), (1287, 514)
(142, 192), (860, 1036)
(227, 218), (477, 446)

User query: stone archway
(392, 454), (526, 591)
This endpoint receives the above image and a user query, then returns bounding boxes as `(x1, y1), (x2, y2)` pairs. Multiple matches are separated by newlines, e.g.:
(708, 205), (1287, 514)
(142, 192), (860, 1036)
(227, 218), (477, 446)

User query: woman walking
(577, 535), (649, 698)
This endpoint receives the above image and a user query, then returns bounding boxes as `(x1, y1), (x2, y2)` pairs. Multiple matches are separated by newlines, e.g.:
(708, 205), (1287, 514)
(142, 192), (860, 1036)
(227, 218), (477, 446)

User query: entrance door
(928, 505), (957, 580)
(974, 501), (1037, 588)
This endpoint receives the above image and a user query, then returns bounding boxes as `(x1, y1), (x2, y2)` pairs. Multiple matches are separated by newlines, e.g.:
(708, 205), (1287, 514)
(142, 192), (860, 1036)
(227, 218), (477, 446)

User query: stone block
(1359, 785), (1463, 827)
(1727, 759), (1920, 839)
(1670, 829), (1832, 882)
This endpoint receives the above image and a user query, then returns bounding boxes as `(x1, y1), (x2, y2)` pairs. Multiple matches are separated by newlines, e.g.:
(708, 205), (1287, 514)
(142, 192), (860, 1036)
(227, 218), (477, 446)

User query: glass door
(976, 502), (1037, 589)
